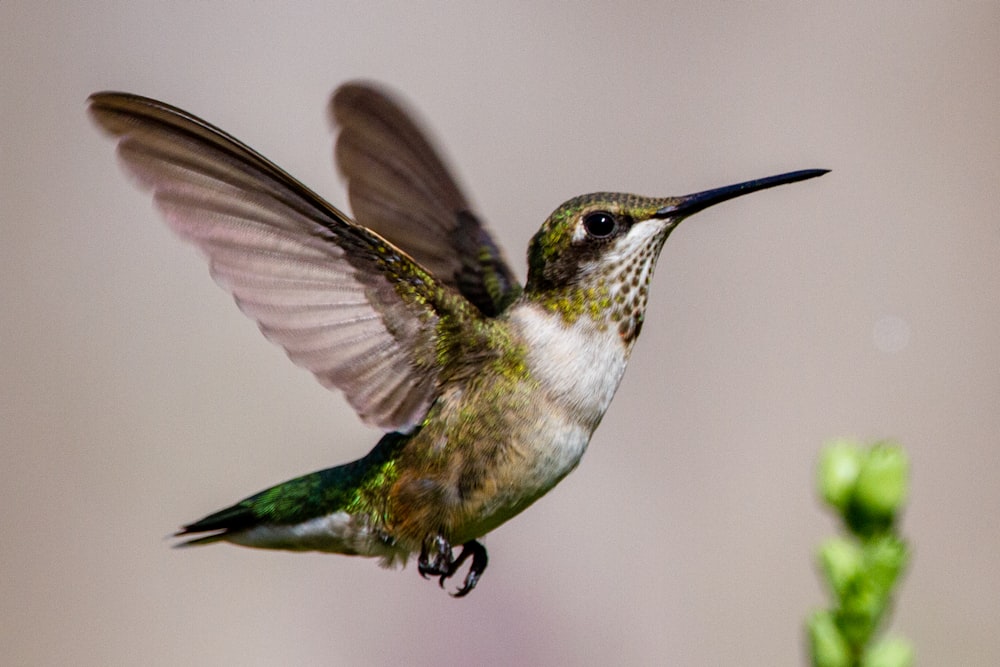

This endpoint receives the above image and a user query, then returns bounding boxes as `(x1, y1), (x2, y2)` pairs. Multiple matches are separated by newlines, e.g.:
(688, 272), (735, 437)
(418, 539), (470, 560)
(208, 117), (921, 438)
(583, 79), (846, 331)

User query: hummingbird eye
(582, 211), (617, 239)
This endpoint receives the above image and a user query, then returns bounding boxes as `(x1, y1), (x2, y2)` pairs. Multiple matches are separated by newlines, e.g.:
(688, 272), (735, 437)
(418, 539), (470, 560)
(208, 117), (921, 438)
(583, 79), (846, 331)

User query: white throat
(507, 302), (631, 429)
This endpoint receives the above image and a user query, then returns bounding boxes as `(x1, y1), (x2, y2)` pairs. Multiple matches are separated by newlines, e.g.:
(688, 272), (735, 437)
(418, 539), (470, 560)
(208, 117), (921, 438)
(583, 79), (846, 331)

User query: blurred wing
(331, 82), (521, 317)
(89, 92), (486, 433)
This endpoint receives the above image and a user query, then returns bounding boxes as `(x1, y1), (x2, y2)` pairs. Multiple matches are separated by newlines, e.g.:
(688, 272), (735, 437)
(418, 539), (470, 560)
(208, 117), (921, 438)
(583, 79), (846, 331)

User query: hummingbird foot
(418, 534), (454, 579)
(445, 540), (488, 597)
(417, 536), (489, 597)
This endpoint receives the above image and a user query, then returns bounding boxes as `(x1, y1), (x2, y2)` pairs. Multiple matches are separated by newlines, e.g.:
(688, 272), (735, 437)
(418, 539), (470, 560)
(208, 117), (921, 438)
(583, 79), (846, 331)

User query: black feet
(417, 535), (453, 580)
(418, 536), (488, 597)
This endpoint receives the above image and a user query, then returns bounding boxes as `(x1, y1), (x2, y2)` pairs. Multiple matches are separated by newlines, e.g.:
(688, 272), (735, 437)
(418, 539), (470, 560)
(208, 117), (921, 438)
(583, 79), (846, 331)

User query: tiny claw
(448, 540), (488, 598)
(416, 536), (489, 596)
(418, 552), (435, 580)
(418, 534), (454, 579)
(437, 540), (471, 588)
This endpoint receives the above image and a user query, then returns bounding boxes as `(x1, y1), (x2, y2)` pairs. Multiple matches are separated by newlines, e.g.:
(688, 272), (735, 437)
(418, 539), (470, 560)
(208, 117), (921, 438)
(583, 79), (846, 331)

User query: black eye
(582, 211), (617, 238)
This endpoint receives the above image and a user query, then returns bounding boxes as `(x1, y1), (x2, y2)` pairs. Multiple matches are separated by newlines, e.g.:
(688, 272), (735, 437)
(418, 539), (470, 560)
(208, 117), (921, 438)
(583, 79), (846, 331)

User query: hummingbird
(89, 82), (826, 596)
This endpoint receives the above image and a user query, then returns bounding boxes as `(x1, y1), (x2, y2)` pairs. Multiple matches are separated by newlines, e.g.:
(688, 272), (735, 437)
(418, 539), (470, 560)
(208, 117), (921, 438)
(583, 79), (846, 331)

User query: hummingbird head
(524, 169), (828, 342)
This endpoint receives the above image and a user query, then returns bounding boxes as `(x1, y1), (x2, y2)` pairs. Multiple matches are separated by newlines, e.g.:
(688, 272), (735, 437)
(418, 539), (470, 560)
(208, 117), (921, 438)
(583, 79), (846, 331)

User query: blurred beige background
(3, 2), (999, 665)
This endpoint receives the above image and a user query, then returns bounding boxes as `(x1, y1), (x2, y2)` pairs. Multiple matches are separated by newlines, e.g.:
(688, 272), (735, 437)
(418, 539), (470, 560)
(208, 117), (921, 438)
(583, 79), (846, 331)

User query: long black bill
(655, 168), (829, 218)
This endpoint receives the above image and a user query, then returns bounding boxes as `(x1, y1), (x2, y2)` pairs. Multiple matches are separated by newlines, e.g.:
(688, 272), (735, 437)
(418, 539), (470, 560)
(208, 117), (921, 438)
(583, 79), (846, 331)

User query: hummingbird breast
(381, 299), (634, 549)
(507, 301), (632, 427)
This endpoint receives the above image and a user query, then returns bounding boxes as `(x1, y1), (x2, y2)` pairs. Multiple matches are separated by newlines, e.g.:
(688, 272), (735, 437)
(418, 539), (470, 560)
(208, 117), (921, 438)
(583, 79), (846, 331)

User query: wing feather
(90, 91), (490, 432)
(331, 82), (521, 316)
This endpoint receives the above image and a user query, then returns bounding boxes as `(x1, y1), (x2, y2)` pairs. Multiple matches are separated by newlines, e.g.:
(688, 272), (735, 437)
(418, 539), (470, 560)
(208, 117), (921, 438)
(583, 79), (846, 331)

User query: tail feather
(172, 530), (229, 547)
(171, 431), (409, 549)
(172, 501), (256, 546)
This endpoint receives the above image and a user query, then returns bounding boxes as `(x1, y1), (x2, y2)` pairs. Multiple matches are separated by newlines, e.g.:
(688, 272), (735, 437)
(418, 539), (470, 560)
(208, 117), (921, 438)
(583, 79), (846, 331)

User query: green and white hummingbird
(89, 82), (826, 596)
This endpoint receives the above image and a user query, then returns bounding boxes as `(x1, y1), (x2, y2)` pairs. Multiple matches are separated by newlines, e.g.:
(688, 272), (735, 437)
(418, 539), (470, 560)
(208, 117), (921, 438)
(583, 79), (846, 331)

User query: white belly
(508, 302), (631, 428)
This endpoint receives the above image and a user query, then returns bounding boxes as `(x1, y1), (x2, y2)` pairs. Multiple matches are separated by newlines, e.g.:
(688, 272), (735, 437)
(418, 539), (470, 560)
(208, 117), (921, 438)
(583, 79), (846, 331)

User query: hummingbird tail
(172, 531), (230, 547)
(171, 432), (411, 556)
(172, 502), (258, 547)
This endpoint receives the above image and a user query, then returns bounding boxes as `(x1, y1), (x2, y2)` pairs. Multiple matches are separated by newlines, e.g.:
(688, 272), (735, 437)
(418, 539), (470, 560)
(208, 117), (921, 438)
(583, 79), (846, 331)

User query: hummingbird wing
(89, 92), (492, 433)
(331, 83), (521, 317)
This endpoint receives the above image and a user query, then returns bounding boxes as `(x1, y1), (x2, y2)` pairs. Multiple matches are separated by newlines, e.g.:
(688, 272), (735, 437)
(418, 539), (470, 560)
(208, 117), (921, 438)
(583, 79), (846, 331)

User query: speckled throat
(601, 222), (671, 343)
(541, 230), (670, 345)
(526, 203), (676, 348)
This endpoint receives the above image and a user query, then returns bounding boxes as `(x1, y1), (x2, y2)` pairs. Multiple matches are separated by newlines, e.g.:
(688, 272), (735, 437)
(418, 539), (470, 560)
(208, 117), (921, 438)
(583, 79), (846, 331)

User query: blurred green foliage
(808, 440), (913, 667)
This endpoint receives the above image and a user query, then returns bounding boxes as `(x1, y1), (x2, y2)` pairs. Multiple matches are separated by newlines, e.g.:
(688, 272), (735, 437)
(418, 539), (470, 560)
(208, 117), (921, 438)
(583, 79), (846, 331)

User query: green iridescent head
(522, 170), (828, 342)
(526, 193), (674, 294)
(525, 169), (829, 295)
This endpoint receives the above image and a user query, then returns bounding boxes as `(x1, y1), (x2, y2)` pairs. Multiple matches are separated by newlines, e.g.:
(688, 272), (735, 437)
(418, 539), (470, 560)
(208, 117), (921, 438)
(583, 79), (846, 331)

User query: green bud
(820, 439), (864, 510)
(854, 443), (909, 520)
(864, 536), (909, 593)
(861, 637), (914, 667)
(807, 610), (851, 667)
(819, 537), (864, 598)
(838, 578), (884, 647)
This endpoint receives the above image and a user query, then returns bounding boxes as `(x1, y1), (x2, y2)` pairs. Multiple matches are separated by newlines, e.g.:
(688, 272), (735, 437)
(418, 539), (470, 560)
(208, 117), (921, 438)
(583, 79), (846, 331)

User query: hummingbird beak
(654, 168), (829, 218)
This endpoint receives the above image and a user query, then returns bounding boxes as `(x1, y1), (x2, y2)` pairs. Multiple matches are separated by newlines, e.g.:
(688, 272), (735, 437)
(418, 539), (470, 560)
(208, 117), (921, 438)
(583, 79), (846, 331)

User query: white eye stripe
(601, 218), (668, 265)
